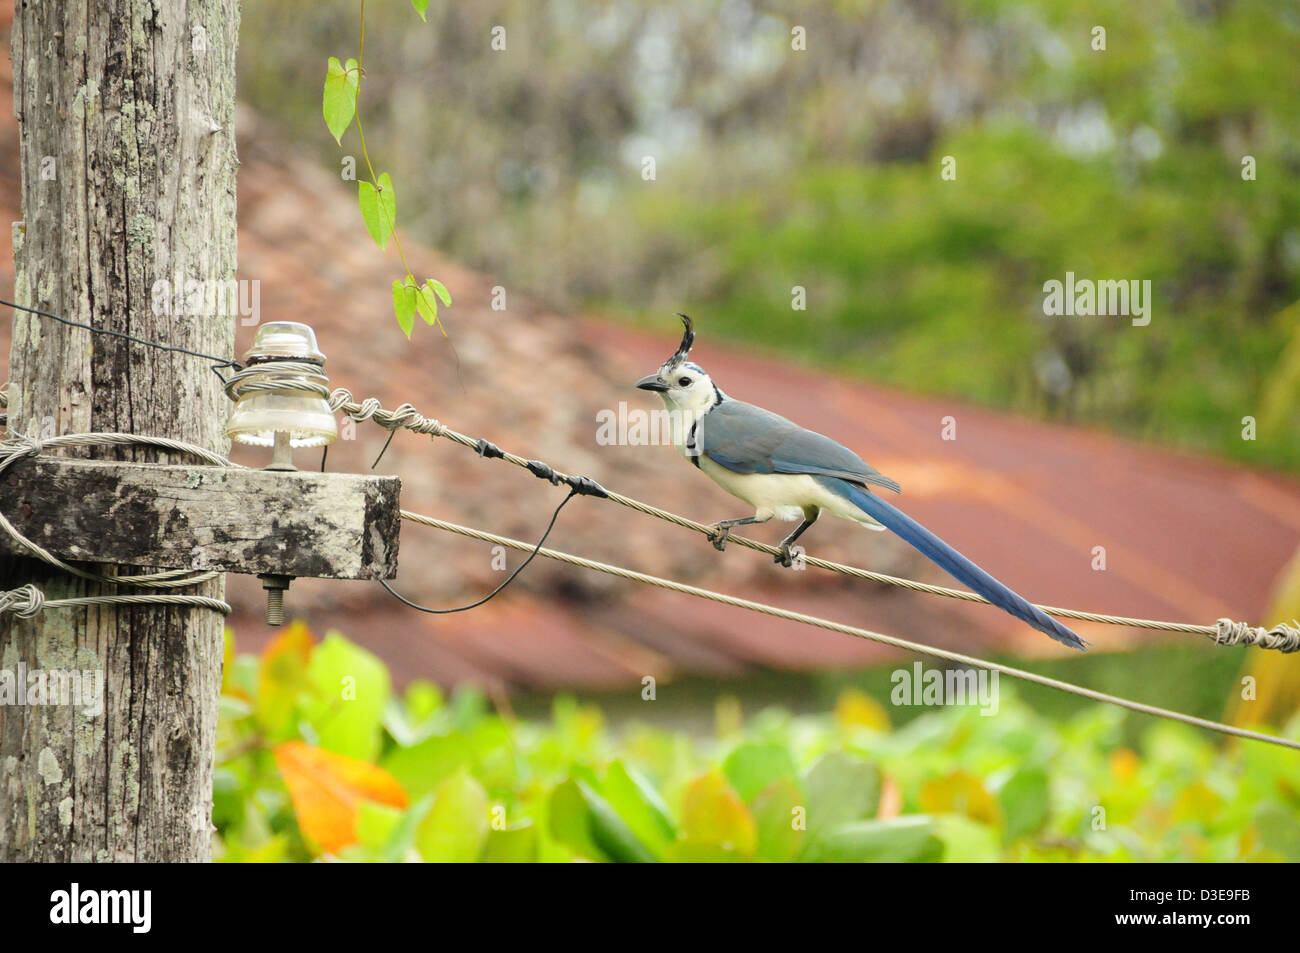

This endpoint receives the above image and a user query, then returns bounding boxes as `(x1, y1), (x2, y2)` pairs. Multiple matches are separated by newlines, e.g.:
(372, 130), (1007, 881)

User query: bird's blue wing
(699, 400), (901, 493)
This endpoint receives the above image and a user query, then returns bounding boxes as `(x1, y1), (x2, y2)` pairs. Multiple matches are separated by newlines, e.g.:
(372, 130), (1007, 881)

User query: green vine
(322, 0), (450, 339)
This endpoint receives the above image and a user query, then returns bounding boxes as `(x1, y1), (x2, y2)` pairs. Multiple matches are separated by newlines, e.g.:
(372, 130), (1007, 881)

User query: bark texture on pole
(1, 2), (239, 861)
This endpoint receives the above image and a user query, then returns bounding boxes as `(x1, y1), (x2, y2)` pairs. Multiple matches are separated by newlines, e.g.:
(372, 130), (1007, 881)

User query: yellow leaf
(273, 741), (407, 855)
(834, 688), (891, 731)
(1172, 781), (1224, 824)
(256, 621), (314, 735)
(260, 620), (314, 669)
(681, 770), (757, 855)
(919, 771), (1001, 827)
(221, 627), (236, 694)
(1109, 748), (1139, 783)
(1227, 544), (1300, 728)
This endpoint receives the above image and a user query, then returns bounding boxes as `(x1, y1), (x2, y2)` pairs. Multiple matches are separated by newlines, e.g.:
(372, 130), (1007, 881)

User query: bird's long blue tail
(822, 477), (1087, 651)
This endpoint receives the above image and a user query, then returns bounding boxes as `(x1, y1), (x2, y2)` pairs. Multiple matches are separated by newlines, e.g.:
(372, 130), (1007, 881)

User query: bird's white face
(637, 361), (721, 418)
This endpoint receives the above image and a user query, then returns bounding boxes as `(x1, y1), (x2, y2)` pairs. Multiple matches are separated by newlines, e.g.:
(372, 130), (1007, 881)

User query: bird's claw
(774, 545), (795, 568)
(708, 526), (731, 552)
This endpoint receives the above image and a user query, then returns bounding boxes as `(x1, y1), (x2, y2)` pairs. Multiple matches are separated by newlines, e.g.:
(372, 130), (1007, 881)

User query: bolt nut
(258, 574), (293, 627)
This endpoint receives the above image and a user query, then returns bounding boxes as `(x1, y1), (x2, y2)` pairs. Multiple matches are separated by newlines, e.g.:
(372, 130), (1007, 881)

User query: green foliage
(317, 3), (451, 338)
(214, 623), (1300, 863)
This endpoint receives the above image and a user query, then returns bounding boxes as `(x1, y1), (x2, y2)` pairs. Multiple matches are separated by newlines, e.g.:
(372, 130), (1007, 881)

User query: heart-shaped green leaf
(322, 57), (359, 144)
(392, 278), (416, 338)
(360, 173), (396, 249)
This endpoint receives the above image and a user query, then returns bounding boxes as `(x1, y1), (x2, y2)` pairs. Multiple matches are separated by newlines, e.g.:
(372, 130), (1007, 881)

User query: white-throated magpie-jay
(636, 314), (1086, 651)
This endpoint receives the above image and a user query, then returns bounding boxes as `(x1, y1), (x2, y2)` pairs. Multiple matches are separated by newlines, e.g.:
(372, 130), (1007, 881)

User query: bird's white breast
(697, 455), (883, 528)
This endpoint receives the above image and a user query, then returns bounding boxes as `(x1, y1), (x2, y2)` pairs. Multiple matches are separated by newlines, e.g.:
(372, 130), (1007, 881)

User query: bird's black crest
(667, 312), (695, 367)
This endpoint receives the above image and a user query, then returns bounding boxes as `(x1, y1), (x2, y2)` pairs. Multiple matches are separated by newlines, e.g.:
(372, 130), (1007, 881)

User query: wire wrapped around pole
(0, 431), (234, 606)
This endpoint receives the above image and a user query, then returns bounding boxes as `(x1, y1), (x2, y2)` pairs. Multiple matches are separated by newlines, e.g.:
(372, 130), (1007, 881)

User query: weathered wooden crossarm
(0, 458), (400, 579)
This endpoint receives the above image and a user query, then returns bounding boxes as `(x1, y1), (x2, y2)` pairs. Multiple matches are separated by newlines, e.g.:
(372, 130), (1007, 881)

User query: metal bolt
(258, 573), (292, 626)
(265, 430), (297, 472)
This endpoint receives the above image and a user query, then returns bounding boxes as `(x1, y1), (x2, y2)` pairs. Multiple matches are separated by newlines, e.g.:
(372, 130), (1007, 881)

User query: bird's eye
(678, 376), (692, 387)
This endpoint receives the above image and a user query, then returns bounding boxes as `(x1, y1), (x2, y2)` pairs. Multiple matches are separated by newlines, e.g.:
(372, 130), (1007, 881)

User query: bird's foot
(708, 525), (731, 552)
(773, 544), (795, 568)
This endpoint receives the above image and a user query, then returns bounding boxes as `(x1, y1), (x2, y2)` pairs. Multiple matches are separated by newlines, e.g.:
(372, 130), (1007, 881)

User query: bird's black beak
(636, 374), (668, 392)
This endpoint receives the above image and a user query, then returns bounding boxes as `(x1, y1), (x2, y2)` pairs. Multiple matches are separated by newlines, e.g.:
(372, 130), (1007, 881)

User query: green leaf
(723, 742), (797, 803)
(547, 776), (656, 862)
(663, 841), (750, 862)
(417, 769), (489, 862)
(375, 794), (434, 862)
(410, 0), (430, 21)
(416, 280), (439, 326)
(752, 780), (807, 862)
(548, 778), (603, 860)
(1252, 802), (1300, 862)
(322, 57), (359, 144)
(382, 718), (510, 798)
(935, 815), (1001, 862)
(304, 632), (391, 762)
(227, 653), (259, 701)
(218, 695), (253, 722)
(801, 751), (882, 840)
(383, 680), (444, 747)
(483, 822), (539, 863)
(392, 278), (416, 338)
(996, 768), (1050, 841)
(580, 780), (657, 863)
(356, 799), (404, 855)
(429, 278), (452, 307)
(801, 816), (943, 863)
(601, 762), (675, 856)
(405, 680), (444, 720)
(359, 173), (396, 249)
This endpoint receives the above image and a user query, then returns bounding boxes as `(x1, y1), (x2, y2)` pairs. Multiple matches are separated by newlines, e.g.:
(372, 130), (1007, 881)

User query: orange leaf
(273, 741), (408, 854)
(1109, 748), (1140, 783)
(260, 620), (314, 670)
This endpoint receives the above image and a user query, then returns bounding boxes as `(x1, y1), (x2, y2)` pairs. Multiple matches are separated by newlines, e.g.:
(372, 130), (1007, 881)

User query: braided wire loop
(1215, 618), (1300, 653)
(222, 360), (332, 403)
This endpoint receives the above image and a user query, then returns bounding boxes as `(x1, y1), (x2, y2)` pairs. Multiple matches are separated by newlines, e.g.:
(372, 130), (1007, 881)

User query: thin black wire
(371, 430), (398, 469)
(380, 488), (578, 614)
(0, 298), (240, 379)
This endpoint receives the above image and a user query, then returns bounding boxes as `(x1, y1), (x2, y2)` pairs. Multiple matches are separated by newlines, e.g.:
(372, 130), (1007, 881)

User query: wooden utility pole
(1, 2), (240, 861)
